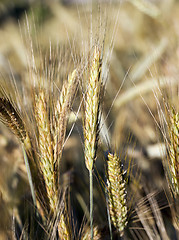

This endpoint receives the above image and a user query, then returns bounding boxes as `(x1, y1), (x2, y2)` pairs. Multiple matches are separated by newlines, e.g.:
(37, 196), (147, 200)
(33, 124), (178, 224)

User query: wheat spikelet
(107, 152), (128, 236)
(34, 89), (57, 213)
(83, 46), (102, 171)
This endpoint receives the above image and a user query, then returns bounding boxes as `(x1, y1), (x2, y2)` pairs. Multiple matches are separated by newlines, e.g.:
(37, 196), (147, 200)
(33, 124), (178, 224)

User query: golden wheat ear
(106, 152), (128, 237)
(83, 46), (102, 172)
(165, 107), (179, 228)
(34, 89), (58, 214)
(53, 68), (78, 167)
(168, 108), (179, 195)
(0, 97), (27, 142)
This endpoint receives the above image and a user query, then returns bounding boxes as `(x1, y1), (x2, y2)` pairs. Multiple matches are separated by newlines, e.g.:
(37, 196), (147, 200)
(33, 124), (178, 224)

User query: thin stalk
(105, 187), (113, 240)
(89, 169), (93, 240)
(22, 146), (36, 206)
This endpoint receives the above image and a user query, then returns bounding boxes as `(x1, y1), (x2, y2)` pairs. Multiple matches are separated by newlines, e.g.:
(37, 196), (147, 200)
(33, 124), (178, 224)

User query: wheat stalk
(107, 152), (128, 237)
(83, 45), (102, 240)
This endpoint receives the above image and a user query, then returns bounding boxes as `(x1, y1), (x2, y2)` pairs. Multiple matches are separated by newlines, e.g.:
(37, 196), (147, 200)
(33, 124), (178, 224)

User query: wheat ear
(0, 97), (27, 142)
(107, 152), (128, 237)
(53, 69), (78, 167)
(165, 107), (179, 227)
(0, 97), (32, 151)
(34, 90), (57, 213)
(168, 108), (179, 196)
(83, 46), (102, 171)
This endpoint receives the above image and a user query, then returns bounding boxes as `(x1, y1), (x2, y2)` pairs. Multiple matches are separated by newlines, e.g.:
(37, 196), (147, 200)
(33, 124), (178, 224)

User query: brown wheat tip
(168, 107), (179, 197)
(0, 97), (26, 142)
(83, 46), (102, 171)
(107, 152), (128, 236)
(34, 90), (57, 213)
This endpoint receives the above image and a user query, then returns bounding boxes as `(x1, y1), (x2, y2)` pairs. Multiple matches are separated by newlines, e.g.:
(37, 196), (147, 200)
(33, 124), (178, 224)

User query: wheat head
(83, 46), (102, 172)
(107, 152), (128, 236)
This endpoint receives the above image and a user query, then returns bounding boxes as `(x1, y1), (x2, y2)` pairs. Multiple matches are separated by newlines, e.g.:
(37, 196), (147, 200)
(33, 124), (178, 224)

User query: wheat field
(0, 0), (178, 239)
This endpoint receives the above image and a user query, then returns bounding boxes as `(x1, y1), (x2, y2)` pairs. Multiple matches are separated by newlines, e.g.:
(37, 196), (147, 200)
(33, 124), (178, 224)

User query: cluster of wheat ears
(0, 3), (178, 240)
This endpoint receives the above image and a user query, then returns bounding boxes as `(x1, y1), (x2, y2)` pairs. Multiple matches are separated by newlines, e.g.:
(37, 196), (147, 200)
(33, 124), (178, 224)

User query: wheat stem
(105, 187), (113, 240)
(22, 146), (36, 205)
(83, 46), (102, 239)
(89, 169), (94, 240)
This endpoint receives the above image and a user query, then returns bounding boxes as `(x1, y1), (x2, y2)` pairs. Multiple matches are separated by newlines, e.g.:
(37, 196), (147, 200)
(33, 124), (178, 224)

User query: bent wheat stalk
(0, 97), (42, 204)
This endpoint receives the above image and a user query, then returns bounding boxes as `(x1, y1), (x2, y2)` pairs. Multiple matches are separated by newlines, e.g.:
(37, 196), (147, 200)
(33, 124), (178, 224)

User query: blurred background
(0, 0), (179, 239)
